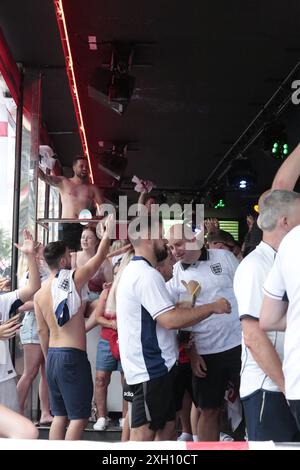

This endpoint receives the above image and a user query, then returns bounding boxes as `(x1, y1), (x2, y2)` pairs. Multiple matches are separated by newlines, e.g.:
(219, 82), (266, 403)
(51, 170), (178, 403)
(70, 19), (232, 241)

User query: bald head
(167, 223), (202, 263)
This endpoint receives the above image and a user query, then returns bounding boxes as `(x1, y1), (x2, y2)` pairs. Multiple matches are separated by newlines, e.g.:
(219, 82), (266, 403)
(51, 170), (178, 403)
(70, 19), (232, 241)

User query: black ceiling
(1, 0), (300, 210)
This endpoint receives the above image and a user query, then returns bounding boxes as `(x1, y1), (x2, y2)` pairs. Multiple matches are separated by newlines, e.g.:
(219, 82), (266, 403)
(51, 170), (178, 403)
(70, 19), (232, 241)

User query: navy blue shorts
(46, 347), (93, 420)
(243, 390), (299, 441)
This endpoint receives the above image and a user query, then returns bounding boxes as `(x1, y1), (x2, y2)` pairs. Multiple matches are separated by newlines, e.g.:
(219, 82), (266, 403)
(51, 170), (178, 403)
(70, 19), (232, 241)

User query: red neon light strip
(53, 0), (94, 184)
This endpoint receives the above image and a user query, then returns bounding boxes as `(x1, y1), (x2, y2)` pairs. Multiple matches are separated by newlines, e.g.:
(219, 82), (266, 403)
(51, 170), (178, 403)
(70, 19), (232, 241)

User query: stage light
(209, 189), (226, 209)
(264, 122), (289, 160)
(227, 159), (257, 190)
(214, 198), (226, 209)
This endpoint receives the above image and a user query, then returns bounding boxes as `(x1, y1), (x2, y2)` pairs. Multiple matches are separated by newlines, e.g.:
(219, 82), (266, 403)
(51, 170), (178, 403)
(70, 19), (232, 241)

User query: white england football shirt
(0, 291), (23, 383)
(263, 225), (300, 400)
(116, 256), (177, 385)
(167, 248), (241, 354)
(234, 241), (284, 398)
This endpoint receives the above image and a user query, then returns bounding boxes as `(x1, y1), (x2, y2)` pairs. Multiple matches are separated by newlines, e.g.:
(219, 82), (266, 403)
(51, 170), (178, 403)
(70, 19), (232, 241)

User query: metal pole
(32, 72), (42, 241)
(11, 69), (24, 291)
(10, 68), (24, 367)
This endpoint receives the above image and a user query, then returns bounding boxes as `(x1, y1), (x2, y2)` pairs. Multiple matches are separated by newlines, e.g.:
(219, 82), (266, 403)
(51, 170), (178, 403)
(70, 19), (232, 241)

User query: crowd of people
(1, 143), (300, 444)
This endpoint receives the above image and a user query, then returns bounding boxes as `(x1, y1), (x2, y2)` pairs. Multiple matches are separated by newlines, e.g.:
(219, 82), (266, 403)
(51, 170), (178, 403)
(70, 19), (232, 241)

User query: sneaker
(93, 417), (109, 431)
(177, 432), (193, 441)
(119, 418), (125, 428)
(219, 432), (234, 441)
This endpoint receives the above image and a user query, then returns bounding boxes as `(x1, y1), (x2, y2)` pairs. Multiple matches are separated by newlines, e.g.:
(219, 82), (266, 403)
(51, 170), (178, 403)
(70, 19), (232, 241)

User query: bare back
(35, 278), (87, 351)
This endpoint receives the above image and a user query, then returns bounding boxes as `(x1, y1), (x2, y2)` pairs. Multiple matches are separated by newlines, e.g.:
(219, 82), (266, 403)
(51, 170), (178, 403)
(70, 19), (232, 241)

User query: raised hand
(0, 276), (11, 292)
(14, 229), (34, 255)
(213, 297), (231, 314)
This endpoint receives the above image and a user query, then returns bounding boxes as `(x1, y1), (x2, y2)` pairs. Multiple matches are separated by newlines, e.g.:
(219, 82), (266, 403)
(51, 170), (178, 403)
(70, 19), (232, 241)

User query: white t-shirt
(116, 256), (177, 385)
(234, 241), (284, 398)
(263, 224), (300, 400)
(167, 248), (241, 354)
(0, 291), (23, 383)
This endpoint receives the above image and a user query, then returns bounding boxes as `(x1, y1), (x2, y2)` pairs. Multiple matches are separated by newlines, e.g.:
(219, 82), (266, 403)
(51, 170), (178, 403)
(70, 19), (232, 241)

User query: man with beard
(116, 215), (231, 441)
(33, 215), (114, 440)
(39, 156), (104, 250)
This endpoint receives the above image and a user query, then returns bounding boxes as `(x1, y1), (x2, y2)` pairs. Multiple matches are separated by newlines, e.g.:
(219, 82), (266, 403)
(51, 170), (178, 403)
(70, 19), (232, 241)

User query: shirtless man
(34, 216), (114, 440)
(39, 155), (104, 250)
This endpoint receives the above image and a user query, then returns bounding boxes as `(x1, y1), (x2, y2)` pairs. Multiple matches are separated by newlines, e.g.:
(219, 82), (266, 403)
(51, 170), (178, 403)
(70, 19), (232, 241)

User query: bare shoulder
(34, 281), (51, 303)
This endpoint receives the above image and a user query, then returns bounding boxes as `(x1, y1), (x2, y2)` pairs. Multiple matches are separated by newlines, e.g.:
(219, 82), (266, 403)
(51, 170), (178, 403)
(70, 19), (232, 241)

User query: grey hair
(257, 190), (300, 231)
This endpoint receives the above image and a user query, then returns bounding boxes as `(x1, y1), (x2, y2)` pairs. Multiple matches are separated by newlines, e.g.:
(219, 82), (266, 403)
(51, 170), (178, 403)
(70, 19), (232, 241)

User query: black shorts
(192, 345), (241, 409)
(123, 380), (133, 403)
(174, 362), (194, 411)
(128, 365), (177, 431)
(58, 223), (83, 251)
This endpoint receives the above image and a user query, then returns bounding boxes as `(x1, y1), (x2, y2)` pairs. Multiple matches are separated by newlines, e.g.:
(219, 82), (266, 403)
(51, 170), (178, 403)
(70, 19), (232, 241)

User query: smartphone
(16, 311), (26, 323)
(4, 311), (26, 325)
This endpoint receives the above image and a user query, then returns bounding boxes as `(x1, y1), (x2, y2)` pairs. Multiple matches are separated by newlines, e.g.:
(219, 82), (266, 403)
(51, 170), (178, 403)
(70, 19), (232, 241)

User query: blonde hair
(109, 239), (128, 253)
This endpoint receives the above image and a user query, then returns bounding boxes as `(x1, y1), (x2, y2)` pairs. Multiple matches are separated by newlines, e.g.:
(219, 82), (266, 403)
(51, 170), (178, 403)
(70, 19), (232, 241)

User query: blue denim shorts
(20, 311), (40, 344)
(96, 337), (122, 372)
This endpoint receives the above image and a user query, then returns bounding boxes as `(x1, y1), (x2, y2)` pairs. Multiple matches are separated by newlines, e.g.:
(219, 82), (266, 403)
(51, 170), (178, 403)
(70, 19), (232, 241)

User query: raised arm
(272, 143), (300, 190)
(74, 215), (114, 291)
(15, 230), (41, 303)
(38, 168), (64, 188)
(137, 190), (148, 206)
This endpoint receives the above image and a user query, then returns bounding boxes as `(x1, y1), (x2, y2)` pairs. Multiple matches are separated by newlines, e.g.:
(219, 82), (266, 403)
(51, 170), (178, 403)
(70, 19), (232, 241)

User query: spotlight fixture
(88, 42), (135, 115)
(97, 142), (128, 180)
(227, 159), (257, 190)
